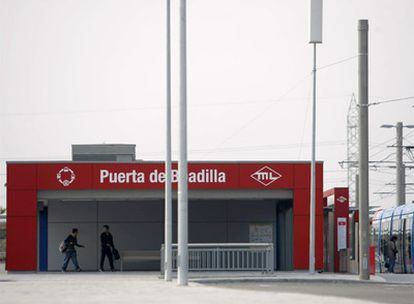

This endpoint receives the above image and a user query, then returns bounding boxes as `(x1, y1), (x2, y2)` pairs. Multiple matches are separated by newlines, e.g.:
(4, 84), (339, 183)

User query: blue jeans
(62, 250), (80, 271)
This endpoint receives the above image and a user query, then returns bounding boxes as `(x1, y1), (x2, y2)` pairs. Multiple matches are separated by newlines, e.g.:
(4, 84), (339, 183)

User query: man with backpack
(61, 228), (85, 272)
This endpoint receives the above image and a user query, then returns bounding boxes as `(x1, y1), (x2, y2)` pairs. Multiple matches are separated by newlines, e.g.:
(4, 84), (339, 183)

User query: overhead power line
(368, 96), (414, 107)
(0, 95), (354, 117)
(199, 73), (312, 159)
(317, 55), (358, 71)
(0, 140), (347, 161)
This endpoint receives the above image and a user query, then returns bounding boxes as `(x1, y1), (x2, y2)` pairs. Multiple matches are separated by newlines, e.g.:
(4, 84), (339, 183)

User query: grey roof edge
(71, 144), (136, 146)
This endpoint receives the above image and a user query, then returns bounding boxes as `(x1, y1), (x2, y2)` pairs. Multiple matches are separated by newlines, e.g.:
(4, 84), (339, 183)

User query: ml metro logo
(250, 166), (282, 186)
(57, 167), (76, 187)
(336, 196), (347, 203)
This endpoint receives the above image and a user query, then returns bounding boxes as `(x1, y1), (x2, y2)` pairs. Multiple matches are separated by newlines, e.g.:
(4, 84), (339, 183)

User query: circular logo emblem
(57, 167), (76, 187)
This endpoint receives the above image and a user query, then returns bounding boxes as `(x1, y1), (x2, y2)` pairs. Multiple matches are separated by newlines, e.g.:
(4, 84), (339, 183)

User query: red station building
(6, 145), (326, 272)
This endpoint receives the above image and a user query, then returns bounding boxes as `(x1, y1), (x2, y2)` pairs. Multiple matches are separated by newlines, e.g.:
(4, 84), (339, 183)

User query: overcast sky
(1, 0), (414, 209)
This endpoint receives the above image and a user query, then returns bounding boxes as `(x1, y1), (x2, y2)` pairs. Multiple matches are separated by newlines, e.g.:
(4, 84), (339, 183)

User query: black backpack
(112, 248), (120, 260)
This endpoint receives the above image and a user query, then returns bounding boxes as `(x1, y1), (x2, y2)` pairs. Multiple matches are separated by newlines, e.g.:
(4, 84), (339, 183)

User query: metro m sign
(239, 164), (294, 189)
(250, 166), (282, 186)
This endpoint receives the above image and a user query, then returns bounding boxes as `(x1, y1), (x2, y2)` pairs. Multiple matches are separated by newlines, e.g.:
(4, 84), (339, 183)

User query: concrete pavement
(0, 270), (413, 304)
(187, 270), (414, 285)
(217, 281), (414, 304)
(0, 272), (374, 304)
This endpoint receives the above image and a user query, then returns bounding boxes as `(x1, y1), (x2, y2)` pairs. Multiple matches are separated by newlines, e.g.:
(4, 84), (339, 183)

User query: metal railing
(161, 243), (274, 274)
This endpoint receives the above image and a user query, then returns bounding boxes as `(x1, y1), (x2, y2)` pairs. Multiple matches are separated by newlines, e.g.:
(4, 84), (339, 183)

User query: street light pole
(381, 122), (414, 206)
(309, 42), (317, 274)
(177, 0), (189, 286)
(396, 122), (405, 205)
(358, 19), (370, 281)
(164, 0), (172, 282)
(308, 0), (323, 274)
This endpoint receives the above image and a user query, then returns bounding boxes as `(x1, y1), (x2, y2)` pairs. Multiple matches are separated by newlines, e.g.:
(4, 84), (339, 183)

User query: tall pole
(309, 42), (317, 274)
(164, 0), (172, 282)
(177, 0), (188, 286)
(396, 122), (405, 205)
(308, 0), (322, 274)
(358, 19), (370, 281)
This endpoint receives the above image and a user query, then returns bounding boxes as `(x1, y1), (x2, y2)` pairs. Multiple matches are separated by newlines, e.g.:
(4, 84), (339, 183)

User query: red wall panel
(6, 216), (37, 271)
(294, 188), (309, 216)
(293, 214), (324, 270)
(293, 215), (309, 269)
(316, 189), (324, 217)
(7, 164), (37, 189)
(315, 214), (324, 269)
(293, 188), (323, 216)
(6, 190), (37, 217)
(293, 163), (323, 190)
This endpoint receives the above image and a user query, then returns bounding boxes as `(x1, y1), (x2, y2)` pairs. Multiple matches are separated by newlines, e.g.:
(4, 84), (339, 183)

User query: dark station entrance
(39, 196), (293, 271)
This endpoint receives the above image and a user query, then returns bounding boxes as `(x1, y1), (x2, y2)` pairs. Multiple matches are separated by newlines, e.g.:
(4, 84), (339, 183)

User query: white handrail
(161, 243), (274, 274)
(162, 243), (273, 248)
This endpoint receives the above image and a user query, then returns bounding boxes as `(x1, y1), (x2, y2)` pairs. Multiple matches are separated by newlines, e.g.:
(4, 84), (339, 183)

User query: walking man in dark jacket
(62, 228), (85, 272)
(99, 225), (115, 272)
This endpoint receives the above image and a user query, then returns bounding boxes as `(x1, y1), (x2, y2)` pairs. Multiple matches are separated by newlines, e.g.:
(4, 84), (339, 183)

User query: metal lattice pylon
(347, 94), (359, 206)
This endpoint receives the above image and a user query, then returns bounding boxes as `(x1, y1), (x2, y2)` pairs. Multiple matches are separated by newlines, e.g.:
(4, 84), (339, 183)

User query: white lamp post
(164, 0), (172, 282)
(309, 0), (323, 274)
(177, 0), (189, 286)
